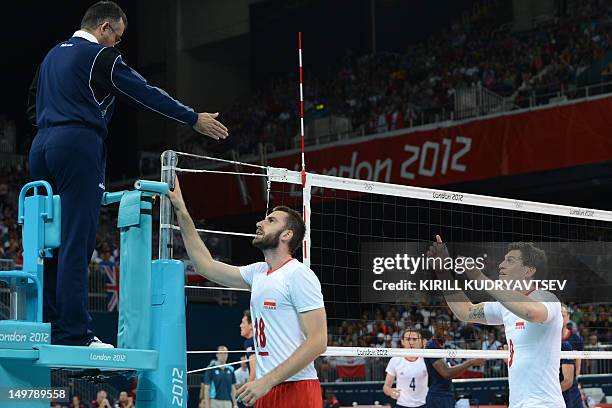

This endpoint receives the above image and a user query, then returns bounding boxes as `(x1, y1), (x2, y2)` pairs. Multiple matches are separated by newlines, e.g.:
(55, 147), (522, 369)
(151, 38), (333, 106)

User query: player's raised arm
(483, 289), (549, 323)
(167, 176), (248, 289)
(432, 358), (485, 380)
(427, 235), (488, 324)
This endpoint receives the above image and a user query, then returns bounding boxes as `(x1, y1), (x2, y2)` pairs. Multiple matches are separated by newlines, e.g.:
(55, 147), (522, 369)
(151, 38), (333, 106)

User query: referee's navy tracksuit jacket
(27, 32), (198, 345)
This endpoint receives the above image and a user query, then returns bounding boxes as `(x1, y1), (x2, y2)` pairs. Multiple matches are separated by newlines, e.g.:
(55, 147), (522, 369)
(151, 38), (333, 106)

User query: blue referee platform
(0, 180), (187, 407)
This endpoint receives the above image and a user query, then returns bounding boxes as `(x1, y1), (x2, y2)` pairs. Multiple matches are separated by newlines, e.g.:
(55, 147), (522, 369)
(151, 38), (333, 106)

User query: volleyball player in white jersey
(428, 236), (564, 408)
(168, 178), (327, 407)
(383, 328), (428, 408)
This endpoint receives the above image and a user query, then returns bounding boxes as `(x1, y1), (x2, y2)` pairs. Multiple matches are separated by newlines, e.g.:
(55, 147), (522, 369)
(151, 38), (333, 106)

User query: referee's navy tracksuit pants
(29, 126), (106, 345)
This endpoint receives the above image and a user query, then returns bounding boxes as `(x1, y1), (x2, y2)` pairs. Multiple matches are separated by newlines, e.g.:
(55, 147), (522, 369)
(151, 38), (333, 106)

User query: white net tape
(186, 346), (611, 376)
(161, 223), (256, 238)
(323, 346), (610, 360)
(173, 151), (267, 169)
(168, 166), (268, 178)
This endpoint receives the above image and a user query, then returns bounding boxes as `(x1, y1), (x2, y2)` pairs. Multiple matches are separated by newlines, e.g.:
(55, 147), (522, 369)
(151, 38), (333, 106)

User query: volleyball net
(159, 150), (612, 387)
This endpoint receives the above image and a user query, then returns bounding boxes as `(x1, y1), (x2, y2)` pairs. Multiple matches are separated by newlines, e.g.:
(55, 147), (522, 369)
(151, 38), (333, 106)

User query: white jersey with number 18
(240, 258), (325, 381)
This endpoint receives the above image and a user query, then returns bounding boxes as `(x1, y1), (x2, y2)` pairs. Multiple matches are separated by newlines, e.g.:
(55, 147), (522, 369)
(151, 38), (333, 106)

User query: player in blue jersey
(424, 315), (484, 408)
(562, 304), (584, 378)
(240, 309), (257, 381)
(560, 305), (582, 408)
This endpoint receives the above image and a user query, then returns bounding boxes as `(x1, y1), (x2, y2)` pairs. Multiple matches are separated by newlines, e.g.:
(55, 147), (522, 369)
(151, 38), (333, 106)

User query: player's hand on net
(167, 176), (187, 213)
(193, 112), (229, 140)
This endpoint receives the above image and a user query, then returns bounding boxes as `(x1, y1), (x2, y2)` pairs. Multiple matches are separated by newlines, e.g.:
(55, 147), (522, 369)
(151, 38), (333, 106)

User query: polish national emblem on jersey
(263, 299), (277, 310)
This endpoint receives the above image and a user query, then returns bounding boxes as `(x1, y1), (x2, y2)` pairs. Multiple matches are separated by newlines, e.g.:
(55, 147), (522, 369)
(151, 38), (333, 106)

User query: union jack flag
(102, 263), (120, 312)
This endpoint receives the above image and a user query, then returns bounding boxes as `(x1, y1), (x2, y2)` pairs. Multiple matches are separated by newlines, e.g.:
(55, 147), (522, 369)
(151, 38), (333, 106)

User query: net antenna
(298, 31), (312, 267)
(298, 31), (306, 182)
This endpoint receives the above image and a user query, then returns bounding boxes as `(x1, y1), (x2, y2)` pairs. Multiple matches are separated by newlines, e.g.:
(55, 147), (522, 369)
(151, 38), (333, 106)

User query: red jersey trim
(267, 258), (295, 275)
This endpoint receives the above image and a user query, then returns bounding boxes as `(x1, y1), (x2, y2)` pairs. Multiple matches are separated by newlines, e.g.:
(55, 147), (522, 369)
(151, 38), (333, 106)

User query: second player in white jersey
(428, 238), (566, 408)
(240, 258), (324, 381)
(485, 291), (564, 408)
(386, 357), (428, 407)
(383, 328), (429, 408)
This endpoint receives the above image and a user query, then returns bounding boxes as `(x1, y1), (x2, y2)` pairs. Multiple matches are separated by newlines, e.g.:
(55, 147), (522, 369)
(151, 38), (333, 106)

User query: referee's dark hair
(81, 1), (127, 30)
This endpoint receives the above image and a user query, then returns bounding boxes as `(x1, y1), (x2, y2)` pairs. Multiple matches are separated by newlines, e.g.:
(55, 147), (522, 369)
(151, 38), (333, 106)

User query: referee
(27, 1), (228, 347)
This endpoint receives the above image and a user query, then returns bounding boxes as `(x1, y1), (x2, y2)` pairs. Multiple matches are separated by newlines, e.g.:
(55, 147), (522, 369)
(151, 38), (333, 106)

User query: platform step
(35, 345), (158, 371)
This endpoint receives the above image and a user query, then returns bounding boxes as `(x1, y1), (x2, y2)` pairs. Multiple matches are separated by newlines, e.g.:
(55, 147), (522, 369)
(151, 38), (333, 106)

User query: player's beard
(252, 229), (282, 251)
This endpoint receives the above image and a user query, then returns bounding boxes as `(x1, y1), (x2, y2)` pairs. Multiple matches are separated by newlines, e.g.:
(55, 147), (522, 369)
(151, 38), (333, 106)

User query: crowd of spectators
(182, 0), (612, 158)
(49, 389), (134, 408)
(327, 302), (612, 351)
(0, 164), (121, 271)
(0, 163), (27, 267)
(327, 302), (488, 351)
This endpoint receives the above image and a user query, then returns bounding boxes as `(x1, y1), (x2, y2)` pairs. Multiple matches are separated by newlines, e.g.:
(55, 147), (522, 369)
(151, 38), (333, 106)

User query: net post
(159, 150), (177, 259)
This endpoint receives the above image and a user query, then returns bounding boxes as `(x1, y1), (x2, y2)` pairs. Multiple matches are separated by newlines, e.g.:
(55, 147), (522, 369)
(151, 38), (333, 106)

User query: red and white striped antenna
(298, 32), (310, 266)
(298, 31), (306, 187)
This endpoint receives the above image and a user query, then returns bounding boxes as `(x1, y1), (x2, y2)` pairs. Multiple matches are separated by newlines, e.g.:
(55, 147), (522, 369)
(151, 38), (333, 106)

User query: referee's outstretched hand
(193, 112), (229, 140)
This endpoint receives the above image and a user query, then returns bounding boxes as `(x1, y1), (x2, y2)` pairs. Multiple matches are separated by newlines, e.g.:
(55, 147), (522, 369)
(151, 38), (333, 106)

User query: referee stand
(0, 180), (187, 407)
